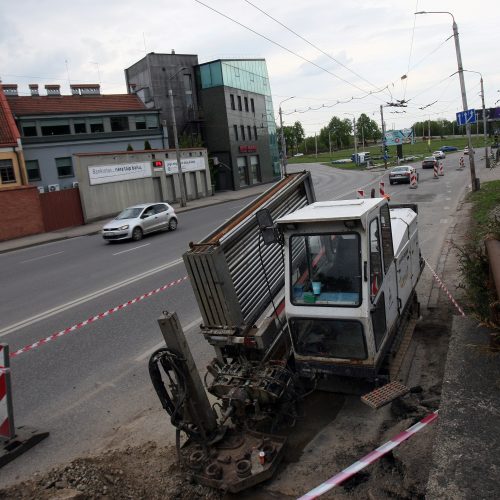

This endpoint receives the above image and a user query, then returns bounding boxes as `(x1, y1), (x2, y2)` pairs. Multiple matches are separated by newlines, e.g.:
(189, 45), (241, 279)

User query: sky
(1, 0), (499, 136)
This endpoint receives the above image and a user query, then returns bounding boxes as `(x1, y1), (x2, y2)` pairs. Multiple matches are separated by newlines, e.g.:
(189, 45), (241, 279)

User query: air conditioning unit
(72, 181), (79, 188)
(37, 186), (45, 194)
(48, 184), (60, 192)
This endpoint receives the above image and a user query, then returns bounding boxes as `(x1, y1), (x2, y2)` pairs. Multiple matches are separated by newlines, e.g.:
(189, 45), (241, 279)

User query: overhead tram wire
(243, 0), (390, 100)
(195, 0), (390, 101)
(402, 2), (419, 100)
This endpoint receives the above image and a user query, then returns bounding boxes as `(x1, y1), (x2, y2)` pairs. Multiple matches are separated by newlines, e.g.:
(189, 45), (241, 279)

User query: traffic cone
(433, 163), (439, 179)
(356, 188), (365, 199)
(438, 161), (444, 176)
(409, 170), (418, 189)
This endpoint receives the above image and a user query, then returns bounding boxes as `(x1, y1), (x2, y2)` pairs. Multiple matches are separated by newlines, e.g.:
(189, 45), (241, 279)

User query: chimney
(45, 84), (61, 96)
(29, 84), (39, 96)
(129, 83), (137, 93)
(171, 49), (175, 54)
(2, 84), (18, 96)
(70, 84), (101, 96)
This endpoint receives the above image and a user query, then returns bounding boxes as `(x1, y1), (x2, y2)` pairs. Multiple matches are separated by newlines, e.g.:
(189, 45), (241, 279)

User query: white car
(433, 150), (446, 160)
(102, 203), (178, 242)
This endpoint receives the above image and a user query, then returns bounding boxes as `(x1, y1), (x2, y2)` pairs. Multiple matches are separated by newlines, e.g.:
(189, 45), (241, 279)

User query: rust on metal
(361, 380), (410, 409)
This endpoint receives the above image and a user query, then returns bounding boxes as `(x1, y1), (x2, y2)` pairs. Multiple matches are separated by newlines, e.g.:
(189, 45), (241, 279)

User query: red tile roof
(0, 85), (20, 147)
(6, 93), (150, 116)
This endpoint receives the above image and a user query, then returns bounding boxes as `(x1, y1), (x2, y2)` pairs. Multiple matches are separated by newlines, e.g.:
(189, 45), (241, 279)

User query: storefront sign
(164, 157), (206, 174)
(88, 162), (152, 185)
(239, 145), (257, 153)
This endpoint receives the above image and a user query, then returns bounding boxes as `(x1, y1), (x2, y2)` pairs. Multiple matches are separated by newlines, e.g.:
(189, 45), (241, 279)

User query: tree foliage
(356, 113), (381, 143)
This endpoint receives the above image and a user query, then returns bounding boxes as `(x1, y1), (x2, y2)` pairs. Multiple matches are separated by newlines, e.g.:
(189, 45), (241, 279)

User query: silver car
(102, 203), (177, 242)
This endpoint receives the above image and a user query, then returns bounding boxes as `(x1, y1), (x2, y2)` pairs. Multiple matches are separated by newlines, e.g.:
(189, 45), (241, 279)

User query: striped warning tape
(9, 276), (188, 359)
(423, 257), (465, 316)
(298, 410), (439, 499)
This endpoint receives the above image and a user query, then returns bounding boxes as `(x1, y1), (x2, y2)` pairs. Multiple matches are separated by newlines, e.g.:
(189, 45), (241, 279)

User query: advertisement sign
(383, 128), (414, 146)
(88, 162), (152, 185)
(164, 157), (206, 175)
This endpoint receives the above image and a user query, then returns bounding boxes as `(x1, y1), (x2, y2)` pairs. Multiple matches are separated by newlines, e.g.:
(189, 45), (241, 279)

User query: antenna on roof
(65, 59), (71, 90)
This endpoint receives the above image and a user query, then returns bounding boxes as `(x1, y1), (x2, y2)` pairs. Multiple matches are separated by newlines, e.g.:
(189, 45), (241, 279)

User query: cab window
(369, 218), (383, 300)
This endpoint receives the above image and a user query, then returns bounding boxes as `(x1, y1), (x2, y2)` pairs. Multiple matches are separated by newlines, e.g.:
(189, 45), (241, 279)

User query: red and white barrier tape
(298, 410), (439, 500)
(423, 258), (465, 316)
(9, 276), (188, 359)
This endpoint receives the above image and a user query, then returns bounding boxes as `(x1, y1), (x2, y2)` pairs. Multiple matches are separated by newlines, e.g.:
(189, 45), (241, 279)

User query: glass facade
(197, 59), (280, 175)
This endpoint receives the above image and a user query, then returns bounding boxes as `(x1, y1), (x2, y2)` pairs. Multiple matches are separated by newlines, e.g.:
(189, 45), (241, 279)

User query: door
(153, 203), (169, 229)
(141, 205), (157, 233)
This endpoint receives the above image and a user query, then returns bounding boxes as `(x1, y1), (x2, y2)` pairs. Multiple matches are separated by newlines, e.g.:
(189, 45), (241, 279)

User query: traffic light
(152, 160), (164, 167)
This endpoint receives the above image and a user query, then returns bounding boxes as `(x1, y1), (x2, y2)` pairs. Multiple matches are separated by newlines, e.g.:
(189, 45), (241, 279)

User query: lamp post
(344, 113), (357, 164)
(463, 69), (490, 168)
(168, 67), (188, 207)
(278, 96), (294, 178)
(416, 10), (478, 190)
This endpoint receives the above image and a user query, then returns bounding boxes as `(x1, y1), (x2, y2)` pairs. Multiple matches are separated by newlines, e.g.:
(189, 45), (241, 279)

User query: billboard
(164, 157), (206, 175)
(88, 162), (152, 185)
(384, 128), (414, 146)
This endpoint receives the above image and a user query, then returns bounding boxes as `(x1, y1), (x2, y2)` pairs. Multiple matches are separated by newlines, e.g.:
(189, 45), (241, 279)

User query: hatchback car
(439, 145), (458, 152)
(433, 150), (446, 160)
(389, 166), (418, 184)
(422, 156), (438, 169)
(463, 146), (473, 155)
(102, 203), (177, 242)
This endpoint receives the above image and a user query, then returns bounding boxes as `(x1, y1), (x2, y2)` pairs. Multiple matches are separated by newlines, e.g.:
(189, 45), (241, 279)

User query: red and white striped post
(356, 188), (365, 199)
(379, 181), (385, 197)
(0, 344), (15, 440)
(438, 161), (444, 176)
(459, 156), (465, 170)
(409, 170), (418, 189)
(433, 162), (439, 179)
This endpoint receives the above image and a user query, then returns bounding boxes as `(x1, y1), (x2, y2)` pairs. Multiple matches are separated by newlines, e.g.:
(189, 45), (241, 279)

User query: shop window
(0, 159), (16, 183)
(55, 157), (74, 178)
(41, 119), (70, 136)
(25, 160), (41, 181)
(237, 156), (248, 187)
(110, 116), (129, 131)
(250, 155), (260, 183)
(22, 121), (37, 137)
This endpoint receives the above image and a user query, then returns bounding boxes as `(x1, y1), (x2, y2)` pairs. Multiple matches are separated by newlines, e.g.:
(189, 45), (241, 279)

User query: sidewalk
(0, 183), (271, 254)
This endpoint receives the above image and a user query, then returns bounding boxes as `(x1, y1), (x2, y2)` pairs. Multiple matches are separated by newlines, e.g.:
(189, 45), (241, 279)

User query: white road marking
(439, 218), (449, 224)
(20, 251), (64, 264)
(135, 318), (202, 361)
(0, 258), (184, 337)
(112, 243), (150, 256)
(444, 206), (450, 210)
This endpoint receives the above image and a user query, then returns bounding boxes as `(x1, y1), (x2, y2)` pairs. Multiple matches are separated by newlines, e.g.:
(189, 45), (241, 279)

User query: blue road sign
(456, 109), (476, 126)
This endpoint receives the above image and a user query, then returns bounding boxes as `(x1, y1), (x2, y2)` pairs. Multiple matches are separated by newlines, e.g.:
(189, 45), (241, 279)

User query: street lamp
(415, 10), (478, 190)
(463, 69), (490, 168)
(279, 96), (294, 178)
(344, 113), (357, 164)
(168, 66), (188, 207)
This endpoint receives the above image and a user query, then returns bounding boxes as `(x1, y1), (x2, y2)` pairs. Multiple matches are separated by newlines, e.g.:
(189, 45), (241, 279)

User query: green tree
(126, 144), (134, 151)
(319, 116), (352, 151)
(356, 113), (381, 144)
(144, 140), (152, 150)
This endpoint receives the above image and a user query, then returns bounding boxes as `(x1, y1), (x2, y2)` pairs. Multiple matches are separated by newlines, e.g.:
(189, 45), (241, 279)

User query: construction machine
(149, 171), (423, 493)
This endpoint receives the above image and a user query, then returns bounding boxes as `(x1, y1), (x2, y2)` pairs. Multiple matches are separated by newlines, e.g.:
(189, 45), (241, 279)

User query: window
(154, 203), (168, 214)
(233, 124), (239, 141)
(247, 126), (252, 140)
(135, 116), (147, 130)
(244, 97), (249, 112)
(40, 119), (70, 136)
(254, 125), (258, 140)
(230, 94), (235, 110)
(22, 121), (37, 137)
(369, 218), (383, 300)
(89, 117), (104, 133)
(237, 156), (248, 187)
(110, 116), (129, 131)
(55, 157), (73, 178)
(237, 95), (242, 111)
(290, 318), (367, 360)
(250, 98), (255, 113)
(250, 155), (260, 183)
(240, 125), (245, 140)
(74, 121), (87, 134)
(25, 160), (41, 181)
(146, 115), (158, 129)
(380, 205), (394, 273)
(0, 159), (16, 183)
(290, 233), (361, 307)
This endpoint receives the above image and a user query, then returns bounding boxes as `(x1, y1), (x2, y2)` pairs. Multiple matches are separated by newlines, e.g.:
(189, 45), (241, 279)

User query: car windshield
(391, 167), (407, 172)
(116, 208), (142, 220)
(424, 157), (435, 161)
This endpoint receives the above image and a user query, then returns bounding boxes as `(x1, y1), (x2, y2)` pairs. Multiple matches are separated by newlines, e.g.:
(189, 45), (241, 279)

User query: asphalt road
(0, 152), (481, 486)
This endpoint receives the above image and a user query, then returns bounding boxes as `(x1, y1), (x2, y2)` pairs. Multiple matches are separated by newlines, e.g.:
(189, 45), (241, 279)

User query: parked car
(389, 166), (419, 184)
(422, 156), (438, 169)
(433, 150), (446, 160)
(102, 203), (178, 242)
(439, 145), (458, 152)
(463, 146), (473, 155)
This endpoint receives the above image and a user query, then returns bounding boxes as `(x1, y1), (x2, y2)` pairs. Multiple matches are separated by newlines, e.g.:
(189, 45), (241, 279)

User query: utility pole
(328, 130), (332, 156)
(361, 125), (365, 150)
(480, 76), (490, 168)
(380, 105), (387, 169)
(278, 96), (294, 178)
(315, 132), (318, 158)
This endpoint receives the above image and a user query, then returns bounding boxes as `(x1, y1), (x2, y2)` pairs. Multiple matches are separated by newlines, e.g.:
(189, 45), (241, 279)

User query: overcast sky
(1, 0), (499, 135)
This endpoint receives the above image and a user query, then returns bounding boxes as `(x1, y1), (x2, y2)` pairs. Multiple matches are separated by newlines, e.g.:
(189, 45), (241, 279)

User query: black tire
(168, 218), (178, 231)
(131, 227), (143, 241)
(389, 180), (394, 185)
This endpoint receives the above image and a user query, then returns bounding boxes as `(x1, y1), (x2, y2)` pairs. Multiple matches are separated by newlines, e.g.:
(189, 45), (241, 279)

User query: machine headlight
(119, 225), (129, 230)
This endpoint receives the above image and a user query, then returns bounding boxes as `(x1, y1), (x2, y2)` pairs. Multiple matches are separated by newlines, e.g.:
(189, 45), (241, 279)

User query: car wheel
(390, 180), (394, 185)
(168, 218), (178, 231)
(131, 227), (143, 241)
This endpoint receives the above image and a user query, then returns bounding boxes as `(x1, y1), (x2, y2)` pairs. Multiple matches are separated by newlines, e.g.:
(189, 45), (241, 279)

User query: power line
(195, 0), (390, 101)
(402, 2), (419, 100)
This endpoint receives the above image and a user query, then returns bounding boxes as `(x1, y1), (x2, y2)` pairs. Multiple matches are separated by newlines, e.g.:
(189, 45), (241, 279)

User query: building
(125, 54), (279, 191)
(124, 52), (202, 149)
(5, 83), (164, 191)
(0, 84), (28, 188)
(195, 59), (280, 190)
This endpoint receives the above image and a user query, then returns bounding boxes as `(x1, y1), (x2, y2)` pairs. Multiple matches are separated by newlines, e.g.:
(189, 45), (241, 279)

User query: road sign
(456, 109), (476, 126)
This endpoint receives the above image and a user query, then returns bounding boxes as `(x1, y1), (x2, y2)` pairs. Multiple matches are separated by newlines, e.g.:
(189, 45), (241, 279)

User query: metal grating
(361, 381), (410, 409)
